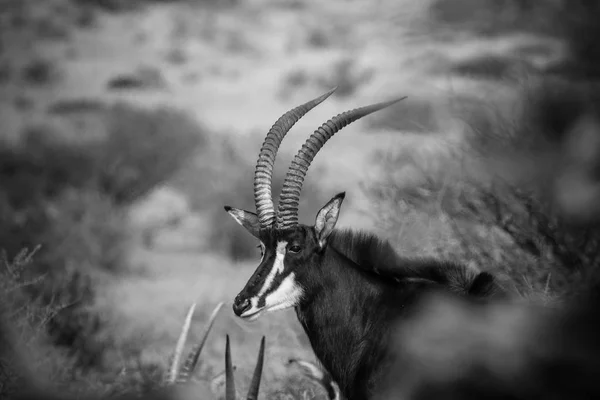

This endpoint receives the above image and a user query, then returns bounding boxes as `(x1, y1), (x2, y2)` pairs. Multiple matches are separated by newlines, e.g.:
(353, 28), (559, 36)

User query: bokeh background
(1, 0), (599, 398)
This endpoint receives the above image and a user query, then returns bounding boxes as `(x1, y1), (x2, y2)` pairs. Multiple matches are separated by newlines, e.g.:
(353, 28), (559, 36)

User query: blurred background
(1, 0), (599, 398)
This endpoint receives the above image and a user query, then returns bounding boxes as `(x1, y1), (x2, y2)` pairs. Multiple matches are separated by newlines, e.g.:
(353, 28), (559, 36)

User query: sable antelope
(224, 88), (506, 400)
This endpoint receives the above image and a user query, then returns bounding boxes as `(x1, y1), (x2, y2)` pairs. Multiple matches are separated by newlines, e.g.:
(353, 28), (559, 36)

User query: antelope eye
(288, 245), (301, 253)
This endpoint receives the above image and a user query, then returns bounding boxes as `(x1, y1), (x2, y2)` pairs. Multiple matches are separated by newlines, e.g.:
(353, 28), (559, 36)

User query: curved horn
(254, 88), (337, 228)
(276, 96), (407, 228)
(246, 336), (266, 400)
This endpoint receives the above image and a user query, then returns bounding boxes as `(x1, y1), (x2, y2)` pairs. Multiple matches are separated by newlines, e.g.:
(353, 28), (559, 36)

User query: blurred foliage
(427, 0), (600, 79)
(20, 57), (62, 86)
(96, 103), (205, 204)
(0, 101), (204, 374)
(70, 0), (240, 12)
(0, 248), (166, 399)
(378, 289), (600, 400)
(367, 72), (600, 299)
(0, 247), (93, 398)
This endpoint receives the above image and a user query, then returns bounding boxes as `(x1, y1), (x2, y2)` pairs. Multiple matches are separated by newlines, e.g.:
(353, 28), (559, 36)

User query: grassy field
(1, 0), (598, 398)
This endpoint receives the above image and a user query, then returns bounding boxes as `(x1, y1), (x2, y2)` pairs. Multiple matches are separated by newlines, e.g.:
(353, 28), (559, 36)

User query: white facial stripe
(263, 272), (303, 312)
(257, 240), (287, 298)
(241, 241), (288, 319)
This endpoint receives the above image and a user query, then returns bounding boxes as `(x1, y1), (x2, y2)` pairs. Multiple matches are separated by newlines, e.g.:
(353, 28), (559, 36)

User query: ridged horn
(246, 336), (266, 400)
(254, 88), (337, 228)
(276, 96), (407, 228)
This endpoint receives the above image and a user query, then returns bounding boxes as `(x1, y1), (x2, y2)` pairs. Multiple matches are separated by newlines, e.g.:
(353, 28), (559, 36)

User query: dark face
(224, 192), (345, 320)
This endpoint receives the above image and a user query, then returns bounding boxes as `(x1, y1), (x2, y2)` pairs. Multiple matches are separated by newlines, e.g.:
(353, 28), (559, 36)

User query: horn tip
(257, 336), (266, 357)
(224, 205), (232, 212)
(336, 192), (346, 200)
(387, 95), (408, 106)
(315, 86), (338, 103)
(326, 86), (338, 95)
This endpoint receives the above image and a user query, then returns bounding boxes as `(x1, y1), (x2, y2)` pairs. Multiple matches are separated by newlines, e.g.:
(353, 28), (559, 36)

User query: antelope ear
(314, 192), (345, 248)
(224, 206), (261, 238)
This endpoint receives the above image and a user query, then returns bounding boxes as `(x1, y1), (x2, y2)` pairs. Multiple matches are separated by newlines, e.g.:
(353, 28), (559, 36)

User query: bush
(0, 100), (205, 380)
(20, 57), (61, 86)
(0, 247), (79, 398)
(378, 289), (600, 400)
(426, 0), (561, 37)
(365, 72), (600, 299)
(70, 0), (240, 13)
(69, 0), (142, 12)
(0, 248), (168, 399)
(0, 189), (127, 368)
(95, 102), (205, 204)
(0, 101), (204, 255)
(425, 0), (600, 79)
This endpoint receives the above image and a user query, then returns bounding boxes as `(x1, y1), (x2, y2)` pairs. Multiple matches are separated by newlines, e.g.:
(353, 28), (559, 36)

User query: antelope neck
(294, 245), (398, 400)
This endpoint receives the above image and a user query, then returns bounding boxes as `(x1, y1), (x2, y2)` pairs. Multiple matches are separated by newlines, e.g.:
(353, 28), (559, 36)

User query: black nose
(233, 297), (251, 316)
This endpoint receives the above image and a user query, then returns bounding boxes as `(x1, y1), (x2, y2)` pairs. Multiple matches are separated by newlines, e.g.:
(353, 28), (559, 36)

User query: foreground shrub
(0, 248), (169, 399)
(0, 188), (127, 368)
(378, 289), (600, 400)
(0, 247), (78, 397)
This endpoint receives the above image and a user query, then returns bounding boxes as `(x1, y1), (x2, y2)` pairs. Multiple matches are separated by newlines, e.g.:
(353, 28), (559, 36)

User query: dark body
(294, 229), (504, 400)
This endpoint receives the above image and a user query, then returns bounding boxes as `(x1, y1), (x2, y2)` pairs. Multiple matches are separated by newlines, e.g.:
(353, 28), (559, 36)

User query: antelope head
(224, 88), (405, 321)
